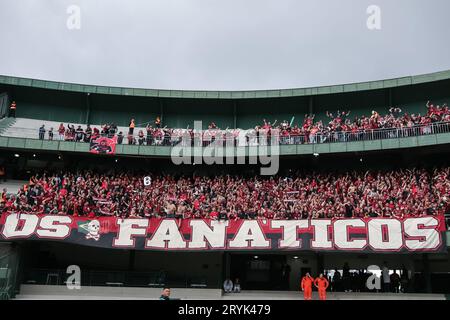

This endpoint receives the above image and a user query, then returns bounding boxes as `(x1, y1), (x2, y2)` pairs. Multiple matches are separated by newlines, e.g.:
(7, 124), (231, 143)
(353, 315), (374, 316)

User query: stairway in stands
(0, 117), (16, 135)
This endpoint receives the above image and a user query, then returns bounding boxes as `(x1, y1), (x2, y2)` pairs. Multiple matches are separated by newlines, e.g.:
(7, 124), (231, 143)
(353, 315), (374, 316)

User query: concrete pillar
(159, 99), (164, 125)
(388, 88), (393, 107)
(289, 254), (316, 290)
(223, 252), (231, 280)
(85, 93), (91, 125)
(128, 250), (135, 271)
(0, 92), (8, 117)
(233, 101), (237, 129)
(316, 253), (324, 275)
(308, 96), (314, 115)
(422, 253), (432, 293)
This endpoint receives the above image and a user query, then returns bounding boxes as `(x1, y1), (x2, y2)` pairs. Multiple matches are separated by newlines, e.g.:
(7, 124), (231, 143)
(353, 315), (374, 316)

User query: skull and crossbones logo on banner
(85, 220), (101, 241)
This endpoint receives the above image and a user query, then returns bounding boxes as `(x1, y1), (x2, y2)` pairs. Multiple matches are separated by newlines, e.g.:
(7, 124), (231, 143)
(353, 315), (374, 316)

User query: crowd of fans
(1, 167), (449, 219)
(34, 101), (450, 146)
(39, 123), (119, 143)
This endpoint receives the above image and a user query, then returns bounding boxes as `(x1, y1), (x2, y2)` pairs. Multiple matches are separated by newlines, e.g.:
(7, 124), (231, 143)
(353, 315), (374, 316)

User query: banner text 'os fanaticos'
(0, 214), (446, 253)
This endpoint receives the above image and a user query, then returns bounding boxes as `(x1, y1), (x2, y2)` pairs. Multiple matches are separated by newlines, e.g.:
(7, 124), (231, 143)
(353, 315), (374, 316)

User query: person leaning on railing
(84, 125), (92, 142)
(75, 126), (84, 142)
(108, 124), (117, 138)
(117, 131), (123, 144)
(38, 125), (45, 140)
(138, 130), (145, 145)
(146, 124), (154, 145)
(58, 123), (65, 141)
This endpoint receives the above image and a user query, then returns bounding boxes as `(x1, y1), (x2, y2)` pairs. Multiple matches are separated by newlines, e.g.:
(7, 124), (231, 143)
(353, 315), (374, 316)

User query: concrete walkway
(14, 285), (447, 300)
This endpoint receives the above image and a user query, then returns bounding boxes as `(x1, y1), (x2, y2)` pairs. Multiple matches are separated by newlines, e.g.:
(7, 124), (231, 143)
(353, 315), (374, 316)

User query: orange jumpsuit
(314, 277), (329, 300)
(301, 276), (314, 300)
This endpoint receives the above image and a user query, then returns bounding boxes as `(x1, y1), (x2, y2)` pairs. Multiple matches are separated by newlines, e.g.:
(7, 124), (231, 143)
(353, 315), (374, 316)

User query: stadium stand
(1, 167), (449, 220)
(1, 73), (450, 300)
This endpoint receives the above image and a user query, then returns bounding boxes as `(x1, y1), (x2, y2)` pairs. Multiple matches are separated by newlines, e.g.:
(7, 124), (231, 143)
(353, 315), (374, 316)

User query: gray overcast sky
(0, 0), (449, 91)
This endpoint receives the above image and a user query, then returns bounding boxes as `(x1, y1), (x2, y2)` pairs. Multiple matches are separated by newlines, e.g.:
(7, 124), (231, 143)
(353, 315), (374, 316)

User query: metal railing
(3, 121), (450, 147)
(23, 268), (217, 289)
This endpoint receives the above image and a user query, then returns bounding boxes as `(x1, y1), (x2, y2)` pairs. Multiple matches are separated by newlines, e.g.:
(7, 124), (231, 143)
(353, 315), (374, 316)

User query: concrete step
(16, 284), (222, 300)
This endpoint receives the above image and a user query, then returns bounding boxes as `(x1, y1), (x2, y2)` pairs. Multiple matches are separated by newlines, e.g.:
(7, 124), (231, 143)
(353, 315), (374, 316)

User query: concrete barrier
(15, 285), (447, 300)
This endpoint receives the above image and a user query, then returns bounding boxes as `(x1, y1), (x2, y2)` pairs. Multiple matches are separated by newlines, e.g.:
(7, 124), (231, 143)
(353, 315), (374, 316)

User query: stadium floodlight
(293, 256), (299, 259)
(33, 154), (36, 158)
(254, 255), (259, 259)
(313, 153), (319, 157)
(14, 154), (19, 158)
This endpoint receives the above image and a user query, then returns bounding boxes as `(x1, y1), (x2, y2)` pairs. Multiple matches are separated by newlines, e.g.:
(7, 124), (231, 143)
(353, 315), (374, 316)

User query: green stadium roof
(1, 69), (449, 99)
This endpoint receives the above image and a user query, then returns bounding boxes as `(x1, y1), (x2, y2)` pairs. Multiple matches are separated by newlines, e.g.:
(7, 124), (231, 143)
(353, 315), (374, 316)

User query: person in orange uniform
(9, 101), (17, 118)
(314, 273), (330, 300)
(300, 272), (314, 300)
(129, 118), (136, 135)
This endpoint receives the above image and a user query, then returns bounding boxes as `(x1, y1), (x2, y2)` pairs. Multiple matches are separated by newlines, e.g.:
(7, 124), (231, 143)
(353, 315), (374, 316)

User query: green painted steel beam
(1, 132), (450, 156)
(0, 69), (449, 99)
